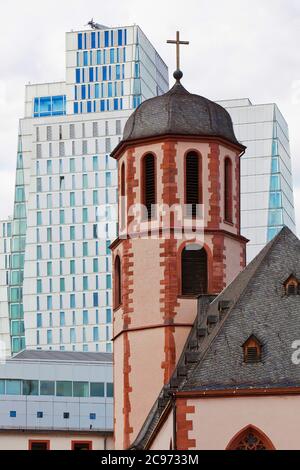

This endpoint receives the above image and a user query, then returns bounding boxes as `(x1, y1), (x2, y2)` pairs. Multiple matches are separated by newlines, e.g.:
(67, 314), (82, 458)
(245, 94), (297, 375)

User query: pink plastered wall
(188, 396), (300, 450)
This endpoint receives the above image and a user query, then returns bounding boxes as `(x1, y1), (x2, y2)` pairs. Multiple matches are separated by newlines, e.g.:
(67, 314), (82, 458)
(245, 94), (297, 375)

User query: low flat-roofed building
(0, 350), (113, 450)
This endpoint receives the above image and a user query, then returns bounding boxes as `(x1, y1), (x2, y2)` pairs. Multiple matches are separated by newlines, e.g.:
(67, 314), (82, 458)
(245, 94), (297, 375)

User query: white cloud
(0, 0), (299, 234)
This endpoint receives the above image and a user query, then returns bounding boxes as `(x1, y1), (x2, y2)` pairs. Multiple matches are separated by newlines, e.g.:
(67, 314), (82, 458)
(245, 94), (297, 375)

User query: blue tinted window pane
(52, 96), (66, 115)
(93, 293), (99, 307)
(269, 192), (282, 208)
(267, 227), (280, 242)
(100, 100), (105, 111)
(83, 310), (88, 325)
(83, 51), (88, 66)
(93, 327), (99, 341)
(271, 157), (279, 173)
(23, 380), (39, 396)
(102, 66), (107, 81)
(37, 313), (42, 328)
(73, 382), (89, 397)
(118, 29), (123, 46)
(0, 380), (4, 394)
(106, 308), (112, 323)
(95, 84), (100, 99)
(97, 50), (101, 65)
(114, 99), (118, 110)
(104, 31), (109, 47)
(90, 382), (104, 397)
(78, 33), (83, 50)
(56, 381), (72, 397)
(40, 381), (55, 396)
(268, 209), (283, 226)
(89, 68), (94, 82)
(81, 85), (86, 100)
(87, 101), (92, 113)
(39, 97), (52, 115)
(116, 64), (120, 80)
(34, 98), (39, 114)
(106, 383), (114, 398)
(91, 32), (96, 48)
(270, 175), (280, 190)
(74, 102), (79, 114)
(272, 140), (279, 156)
(6, 380), (21, 395)
(108, 82), (113, 97)
(110, 49), (114, 63)
(76, 69), (81, 83)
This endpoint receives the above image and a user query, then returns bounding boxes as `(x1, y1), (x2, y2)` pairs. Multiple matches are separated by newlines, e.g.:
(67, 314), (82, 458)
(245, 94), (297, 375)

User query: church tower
(111, 39), (247, 449)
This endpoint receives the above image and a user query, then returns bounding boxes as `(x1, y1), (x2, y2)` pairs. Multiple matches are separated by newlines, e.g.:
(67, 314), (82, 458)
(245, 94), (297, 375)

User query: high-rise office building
(3, 25), (168, 356)
(217, 99), (296, 262)
(0, 220), (12, 358)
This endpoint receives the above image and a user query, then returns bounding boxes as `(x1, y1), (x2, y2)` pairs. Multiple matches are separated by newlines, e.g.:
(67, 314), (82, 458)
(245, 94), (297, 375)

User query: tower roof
(122, 79), (243, 148)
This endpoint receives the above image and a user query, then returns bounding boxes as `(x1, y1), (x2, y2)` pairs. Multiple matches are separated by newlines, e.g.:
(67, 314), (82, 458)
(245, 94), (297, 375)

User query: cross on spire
(167, 31), (189, 79)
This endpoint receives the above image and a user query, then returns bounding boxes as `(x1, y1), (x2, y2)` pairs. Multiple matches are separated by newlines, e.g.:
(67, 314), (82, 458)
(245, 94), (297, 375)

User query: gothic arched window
(224, 157), (233, 223)
(114, 255), (122, 309)
(181, 245), (208, 296)
(226, 425), (275, 450)
(142, 154), (156, 220)
(185, 151), (202, 217)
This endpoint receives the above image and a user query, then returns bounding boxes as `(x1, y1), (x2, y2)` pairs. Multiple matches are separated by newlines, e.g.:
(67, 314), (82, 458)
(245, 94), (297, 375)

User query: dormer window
(284, 275), (300, 296)
(243, 336), (262, 364)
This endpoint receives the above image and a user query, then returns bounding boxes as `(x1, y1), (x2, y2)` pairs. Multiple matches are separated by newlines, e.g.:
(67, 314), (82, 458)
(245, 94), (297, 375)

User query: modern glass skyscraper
(217, 99), (296, 262)
(2, 25), (168, 356)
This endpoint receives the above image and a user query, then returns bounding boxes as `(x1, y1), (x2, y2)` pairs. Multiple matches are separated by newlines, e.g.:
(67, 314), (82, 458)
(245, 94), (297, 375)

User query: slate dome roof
(122, 77), (241, 147)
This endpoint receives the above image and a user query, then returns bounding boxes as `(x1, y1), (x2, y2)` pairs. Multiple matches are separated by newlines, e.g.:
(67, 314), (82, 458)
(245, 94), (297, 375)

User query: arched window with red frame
(120, 162), (126, 229)
(185, 151), (202, 217)
(224, 157), (233, 223)
(114, 255), (122, 309)
(226, 425), (275, 450)
(142, 154), (156, 220)
(181, 244), (208, 296)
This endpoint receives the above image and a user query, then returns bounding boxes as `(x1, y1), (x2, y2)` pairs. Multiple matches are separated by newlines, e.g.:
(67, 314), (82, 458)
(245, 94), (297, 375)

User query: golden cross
(167, 31), (189, 71)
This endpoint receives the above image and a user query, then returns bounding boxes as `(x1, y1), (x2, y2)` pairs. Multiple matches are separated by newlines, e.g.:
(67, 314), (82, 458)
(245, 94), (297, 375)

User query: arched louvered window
(120, 163), (126, 229)
(121, 163), (125, 197)
(181, 245), (208, 296)
(142, 154), (156, 220)
(224, 158), (233, 223)
(284, 275), (300, 296)
(185, 152), (202, 217)
(243, 336), (262, 364)
(114, 256), (122, 308)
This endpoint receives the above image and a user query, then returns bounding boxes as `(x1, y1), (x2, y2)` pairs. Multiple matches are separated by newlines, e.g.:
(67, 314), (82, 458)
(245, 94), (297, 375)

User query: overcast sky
(0, 0), (299, 233)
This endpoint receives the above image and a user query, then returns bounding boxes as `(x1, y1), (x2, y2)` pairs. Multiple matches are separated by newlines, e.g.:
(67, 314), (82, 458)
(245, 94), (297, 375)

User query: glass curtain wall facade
(217, 99), (296, 262)
(2, 25), (168, 356)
